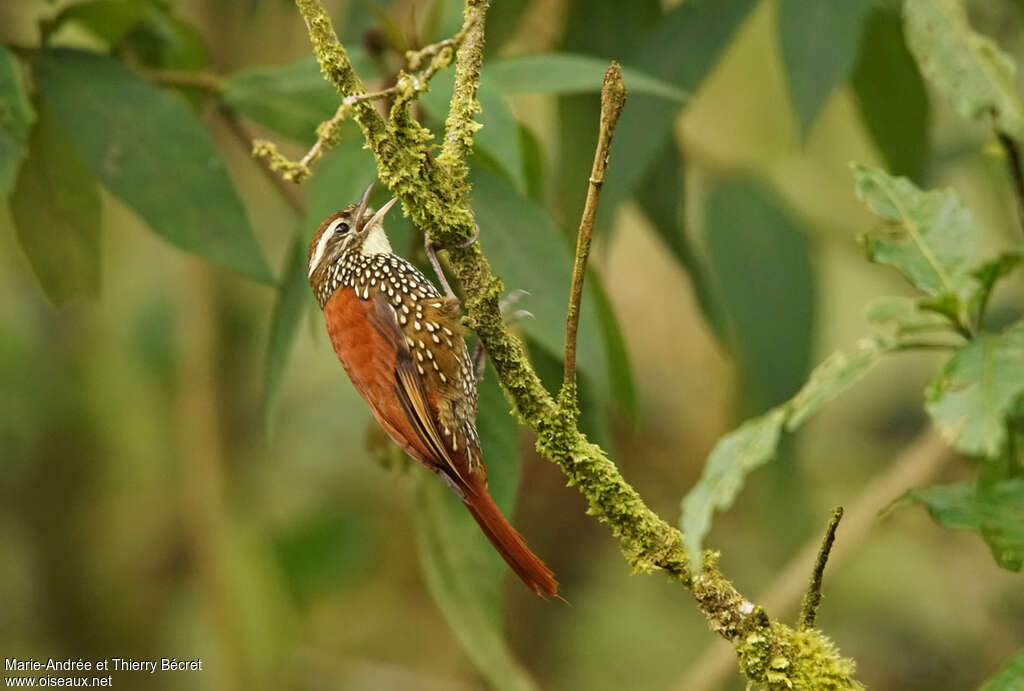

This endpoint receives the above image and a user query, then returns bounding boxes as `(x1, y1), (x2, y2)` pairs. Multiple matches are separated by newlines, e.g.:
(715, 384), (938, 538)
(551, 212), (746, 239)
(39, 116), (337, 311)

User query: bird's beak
(361, 197), (398, 233)
(354, 181), (376, 230)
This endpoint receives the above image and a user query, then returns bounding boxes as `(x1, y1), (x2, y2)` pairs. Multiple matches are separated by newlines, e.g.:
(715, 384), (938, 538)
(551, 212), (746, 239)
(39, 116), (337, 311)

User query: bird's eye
(328, 219), (350, 236)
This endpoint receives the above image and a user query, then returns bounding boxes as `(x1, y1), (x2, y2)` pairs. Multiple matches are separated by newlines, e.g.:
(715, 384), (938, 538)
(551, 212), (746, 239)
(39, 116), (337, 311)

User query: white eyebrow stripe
(308, 219), (345, 277)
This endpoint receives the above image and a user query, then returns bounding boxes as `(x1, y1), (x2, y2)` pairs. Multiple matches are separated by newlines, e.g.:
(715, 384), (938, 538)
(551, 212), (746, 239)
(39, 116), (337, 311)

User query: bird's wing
(366, 293), (468, 489)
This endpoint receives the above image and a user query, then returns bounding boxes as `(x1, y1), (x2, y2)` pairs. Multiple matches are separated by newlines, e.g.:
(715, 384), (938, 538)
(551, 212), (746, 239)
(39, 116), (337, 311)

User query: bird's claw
(472, 289), (534, 381)
(424, 224), (480, 302)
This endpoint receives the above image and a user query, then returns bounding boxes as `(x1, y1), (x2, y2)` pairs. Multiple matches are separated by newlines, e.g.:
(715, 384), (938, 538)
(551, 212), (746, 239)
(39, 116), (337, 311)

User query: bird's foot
(472, 289), (533, 381)
(424, 223), (480, 302)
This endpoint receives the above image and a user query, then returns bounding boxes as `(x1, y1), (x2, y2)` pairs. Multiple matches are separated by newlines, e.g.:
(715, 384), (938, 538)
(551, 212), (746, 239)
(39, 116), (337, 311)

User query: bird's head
(307, 182), (399, 281)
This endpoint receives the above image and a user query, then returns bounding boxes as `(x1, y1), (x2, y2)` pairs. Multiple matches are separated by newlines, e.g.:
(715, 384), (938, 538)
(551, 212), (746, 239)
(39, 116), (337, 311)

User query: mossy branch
(287, 1), (862, 687)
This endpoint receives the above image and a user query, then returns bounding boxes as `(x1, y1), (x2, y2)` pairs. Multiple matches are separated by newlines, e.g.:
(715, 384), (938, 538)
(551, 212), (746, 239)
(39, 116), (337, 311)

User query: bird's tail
(462, 479), (559, 598)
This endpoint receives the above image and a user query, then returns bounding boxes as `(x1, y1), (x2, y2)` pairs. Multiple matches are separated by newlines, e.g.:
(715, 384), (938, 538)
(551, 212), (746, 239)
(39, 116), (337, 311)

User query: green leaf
(36, 49), (272, 282)
(852, 164), (976, 298)
(54, 0), (149, 46)
(682, 339), (890, 573)
(636, 142), (685, 261)
(904, 0), (1024, 141)
(554, 0), (759, 230)
(552, 0), (661, 227)
(482, 0), (530, 58)
(864, 296), (952, 333)
(122, 5), (209, 71)
(485, 53), (687, 102)
(786, 340), (888, 429)
(473, 368), (520, 515)
(470, 168), (610, 402)
(926, 322), (1024, 458)
(263, 234), (312, 435)
(682, 408), (787, 574)
(778, 0), (873, 134)
(519, 124), (544, 202)
(605, 0), (758, 213)
(852, 9), (930, 180)
(632, 0), (759, 92)
(413, 367), (538, 691)
(968, 251), (1022, 326)
(587, 270), (637, 421)
(223, 51), (373, 142)
(476, 81), (525, 194)
(899, 479), (1024, 571)
(10, 104), (101, 306)
(0, 43), (35, 195)
(704, 178), (815, 414)
(980, 649), (1024, 690)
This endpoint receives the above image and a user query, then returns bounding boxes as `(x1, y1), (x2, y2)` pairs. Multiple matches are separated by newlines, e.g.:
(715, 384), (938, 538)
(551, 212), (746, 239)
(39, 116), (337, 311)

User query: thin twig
(998, 132), (1024, 236)
(300, 102), (353, 168)
(254, 10), (464, 185)
(405, 20), (471, 72)
(798, 506), (844, 631)
(562, 62), (627, 391)
(143, 67), (224, 93)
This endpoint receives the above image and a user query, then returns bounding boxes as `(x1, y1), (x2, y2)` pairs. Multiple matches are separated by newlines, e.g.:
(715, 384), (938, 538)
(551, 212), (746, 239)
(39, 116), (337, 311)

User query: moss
(736, 624), (862, 690)
(437, 0), (488, 187)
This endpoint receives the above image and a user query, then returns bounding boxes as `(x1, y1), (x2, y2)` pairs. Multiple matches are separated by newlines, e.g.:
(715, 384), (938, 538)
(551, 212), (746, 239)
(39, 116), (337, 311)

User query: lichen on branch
(284, 0), (862, 687)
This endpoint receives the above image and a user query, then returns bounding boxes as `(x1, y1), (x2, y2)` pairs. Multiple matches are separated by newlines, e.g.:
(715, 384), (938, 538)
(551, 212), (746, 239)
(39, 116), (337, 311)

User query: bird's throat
(360, 225), (393, 256)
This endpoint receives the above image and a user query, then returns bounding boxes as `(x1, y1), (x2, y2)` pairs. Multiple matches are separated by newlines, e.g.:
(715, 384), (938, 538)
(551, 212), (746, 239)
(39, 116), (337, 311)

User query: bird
(306, 182), (559, 598)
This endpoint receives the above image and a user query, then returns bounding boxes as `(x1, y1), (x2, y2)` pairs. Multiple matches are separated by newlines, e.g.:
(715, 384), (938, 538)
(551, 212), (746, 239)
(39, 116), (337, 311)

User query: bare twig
(998, 133), (1024, 235)
(563, 62), (627, 391)
(798, 507), (844, 631)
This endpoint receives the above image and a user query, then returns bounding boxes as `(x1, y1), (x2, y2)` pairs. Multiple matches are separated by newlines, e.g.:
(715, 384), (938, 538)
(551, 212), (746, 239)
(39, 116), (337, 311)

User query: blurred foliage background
(1, 0), (1023, 689)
